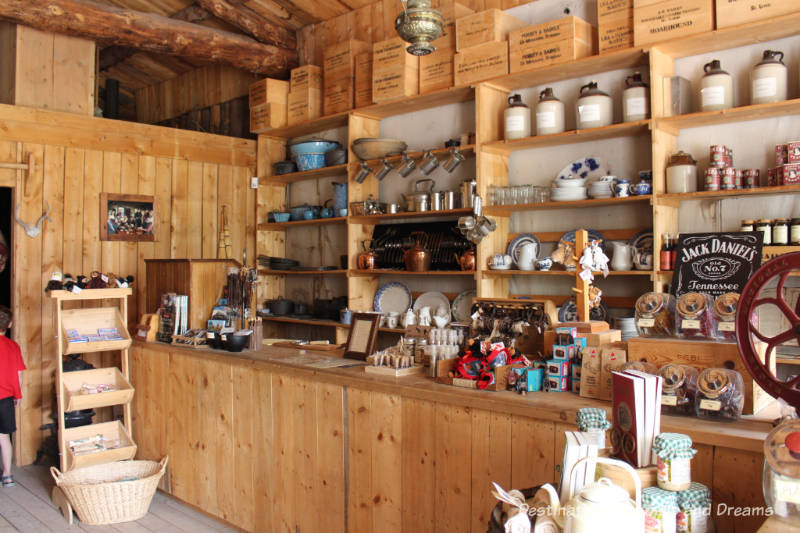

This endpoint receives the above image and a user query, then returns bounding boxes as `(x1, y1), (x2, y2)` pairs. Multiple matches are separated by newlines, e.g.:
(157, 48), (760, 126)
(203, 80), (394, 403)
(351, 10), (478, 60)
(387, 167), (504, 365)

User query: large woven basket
(50, 457), (168, 525)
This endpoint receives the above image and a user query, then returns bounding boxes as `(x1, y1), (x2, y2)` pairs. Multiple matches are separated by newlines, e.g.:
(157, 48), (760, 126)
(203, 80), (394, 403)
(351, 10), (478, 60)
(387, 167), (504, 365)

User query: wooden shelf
(260, 316), (347, 328)
(483, 120), (650, 154)
(777, 357), (800, 366)
(258, 269), (347, 276)
(657, 185), (800, 204)
(349, 208), (471, 224)
(61, 367), (134, 411)
(49, 288), (132, 301)
(485, 195), (651, 215)
(349, 269), (474, 277)
(254, 111), (349, 139)
(657, 99), (800, 133)
(352, 144), (475, 167)
(261, 163), (348, 185)
(61, 307), (132, 355)
(356, 86), (475, 120)
(508, 227), (648, 243)
(482, 269), (653, 276)
(258, 216), (347, 230)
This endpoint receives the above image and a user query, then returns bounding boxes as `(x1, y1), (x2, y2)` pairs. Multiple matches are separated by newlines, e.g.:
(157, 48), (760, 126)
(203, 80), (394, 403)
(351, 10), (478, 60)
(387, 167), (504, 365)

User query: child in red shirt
(0, 306), (25, 487)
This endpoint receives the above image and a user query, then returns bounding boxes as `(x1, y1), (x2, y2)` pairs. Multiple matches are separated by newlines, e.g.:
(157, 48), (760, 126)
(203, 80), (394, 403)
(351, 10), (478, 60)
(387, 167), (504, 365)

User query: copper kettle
(357, 240), (376, 270)
(404, 232), (431, 272)
(455, 249), (476, 271)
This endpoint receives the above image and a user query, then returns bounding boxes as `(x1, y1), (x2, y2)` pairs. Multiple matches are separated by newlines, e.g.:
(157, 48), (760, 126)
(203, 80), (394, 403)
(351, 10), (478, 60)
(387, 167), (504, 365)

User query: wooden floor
(0, 465), (236, 532)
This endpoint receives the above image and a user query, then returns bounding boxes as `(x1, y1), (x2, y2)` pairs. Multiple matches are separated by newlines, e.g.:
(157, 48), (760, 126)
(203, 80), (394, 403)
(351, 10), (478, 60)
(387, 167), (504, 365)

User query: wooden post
(574, 229), (590, 322)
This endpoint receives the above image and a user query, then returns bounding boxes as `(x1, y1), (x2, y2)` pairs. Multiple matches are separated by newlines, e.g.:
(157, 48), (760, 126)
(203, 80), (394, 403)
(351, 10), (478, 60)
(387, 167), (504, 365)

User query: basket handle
(158, 456), (169, 472)
(50, 466), (64, 485)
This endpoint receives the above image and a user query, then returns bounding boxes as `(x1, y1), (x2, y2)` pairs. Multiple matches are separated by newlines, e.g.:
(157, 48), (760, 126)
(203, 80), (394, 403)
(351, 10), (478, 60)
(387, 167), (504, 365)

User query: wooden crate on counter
(324, 39), (370, 114)
(454, 40), (508, 87)
(372, 38), (419, 102)
(716, 0), (800, 28)
(455, 8), (526, 51)
(509, 16), (596, 73)
(633, 0), (714, 46)
(598, 0), (634, 53)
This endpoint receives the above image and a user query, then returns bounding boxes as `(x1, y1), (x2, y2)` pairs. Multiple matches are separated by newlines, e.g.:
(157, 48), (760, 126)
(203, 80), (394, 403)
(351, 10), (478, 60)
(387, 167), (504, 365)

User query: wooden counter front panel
(130, 345), (767, 533)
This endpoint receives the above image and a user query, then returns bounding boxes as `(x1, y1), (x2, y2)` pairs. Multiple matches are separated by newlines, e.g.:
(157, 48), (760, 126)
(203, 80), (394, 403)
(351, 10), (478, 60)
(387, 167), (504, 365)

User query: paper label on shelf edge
(775, 476), (800, 504)
(718, 321), (735, 332)
(681, 319), (701, 329)
(626, 96), (646, 117)
(661, 395), (678, 406)
(753, 77), (777, 99)
(578, 103), (601, 123)
(701, 86), (725, 107)
(699, 399), (721, 411)
(536, 111), (556, 128)
(505, 115), (526, 133)
(638, 318), (655, 327)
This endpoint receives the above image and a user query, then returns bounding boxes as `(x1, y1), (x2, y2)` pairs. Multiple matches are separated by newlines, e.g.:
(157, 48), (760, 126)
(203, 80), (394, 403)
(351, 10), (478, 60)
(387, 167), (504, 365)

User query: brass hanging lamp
(394, 0), (444, 56)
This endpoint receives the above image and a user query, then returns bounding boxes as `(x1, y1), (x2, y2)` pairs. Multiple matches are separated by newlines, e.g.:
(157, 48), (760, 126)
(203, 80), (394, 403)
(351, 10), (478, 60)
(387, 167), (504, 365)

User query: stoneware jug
(402, 308), (416, 328)
(634, 249), (653, 271)
(610, 241), (634, 271)
(517, 242), (538, 271)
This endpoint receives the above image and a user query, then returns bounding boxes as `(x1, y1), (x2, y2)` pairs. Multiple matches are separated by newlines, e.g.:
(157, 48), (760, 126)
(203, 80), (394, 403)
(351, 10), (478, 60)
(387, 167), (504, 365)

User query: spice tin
(709, 145), (727, 167)
(677, 482), (711, 532)
(743, 169), (760, 188)
(643, 486), (680, 533)
(654, 433), (696, 491)
(721, 167), (736, 190)
(660, 364), (698, 416)
(635, 292), (676, 337)
(788, 141), (800, 163)
(783, 163), (800, 185)
(695, 368), (745, 421)
(777, 144), (789, 165)
(704, 168), (720, 191)
(676, 292), (713, 340)
(712, 292), (739, 340)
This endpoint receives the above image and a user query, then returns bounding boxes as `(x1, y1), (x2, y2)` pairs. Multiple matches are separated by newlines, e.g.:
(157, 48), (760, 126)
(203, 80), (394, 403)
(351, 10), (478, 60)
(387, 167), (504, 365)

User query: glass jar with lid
(653, 432), (696, 491)
(712, 292), (739, 341)
(791, 218), (800, 245)
(740, 219), (755, 232)
(756, 219), (773, 245)
(763, 420), (800, 519)
(576, 407), (611, 449)
(677, 482), (713, 533)
(659, 363), (698, 416)
(635, 292), (676, 337)
(675, 292), (714, 340)
(773, 219), (790, 245)
(643, 486), (680, 533)
(695, 368), (744, 421)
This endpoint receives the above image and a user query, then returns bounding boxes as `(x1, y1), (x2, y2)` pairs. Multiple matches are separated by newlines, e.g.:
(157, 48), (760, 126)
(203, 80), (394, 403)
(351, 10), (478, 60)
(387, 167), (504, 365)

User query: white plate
(413, 292), (451, 317)
(556, 156), (611, 181)
(451, 290), (476, 322)
(373, 282), (412, 314)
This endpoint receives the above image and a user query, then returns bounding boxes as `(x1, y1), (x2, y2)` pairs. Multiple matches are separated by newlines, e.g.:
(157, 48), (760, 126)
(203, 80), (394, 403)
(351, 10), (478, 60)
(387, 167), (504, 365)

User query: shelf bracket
(0, 152), (35, 197)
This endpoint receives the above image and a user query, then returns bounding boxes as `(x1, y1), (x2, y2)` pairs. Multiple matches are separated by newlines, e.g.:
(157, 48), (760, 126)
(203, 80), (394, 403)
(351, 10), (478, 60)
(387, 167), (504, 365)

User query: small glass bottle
(671, 234), (679, 269)
(756, 219), (773, 245)
(740, 219), (755, 232)
(660, 364), (699, 416)
(773, 218), (790, 245)
(695, 368), (745, 421)
(791, 218), (800, 245)
(660, 234), (673, 271)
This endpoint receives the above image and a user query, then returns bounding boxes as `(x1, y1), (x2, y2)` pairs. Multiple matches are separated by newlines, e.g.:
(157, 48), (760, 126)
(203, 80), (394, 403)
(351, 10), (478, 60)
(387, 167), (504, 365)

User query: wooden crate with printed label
(372, 38), (419, 102)
(454, 40), (508, 86)
(324, 75), (354, 115)
(290, 65), (322, 92)
(508, 16), (596, 73)
(288, 87), (321, 126)
(420, 25), (455, 94)
(599, 0), (634, 54)
(323, 39), (371, 79)
(715, 0), (800, 29)
(249, 78), (288, 108)
(455, 8), (526, 51)
(633, 0), (714, 46)
(354, 53), (373, 107)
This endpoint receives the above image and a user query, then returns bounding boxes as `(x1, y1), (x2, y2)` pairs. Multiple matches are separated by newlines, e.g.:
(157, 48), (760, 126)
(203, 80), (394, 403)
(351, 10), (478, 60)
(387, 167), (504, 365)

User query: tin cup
(443, 147), (465, 173)
(419, 150), (440, 175)
(355, 161), (372, 183)
(374, 158), (393, 181)
(396, 152), (417, 177)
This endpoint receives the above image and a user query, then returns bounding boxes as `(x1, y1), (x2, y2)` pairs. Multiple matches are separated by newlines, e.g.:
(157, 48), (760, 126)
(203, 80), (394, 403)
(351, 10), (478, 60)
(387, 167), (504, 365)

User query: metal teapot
(357, 240), (376, 270)
(404, 232), (431, 272)
(402, 178), (434, 212)
(454, 249), (476, 271)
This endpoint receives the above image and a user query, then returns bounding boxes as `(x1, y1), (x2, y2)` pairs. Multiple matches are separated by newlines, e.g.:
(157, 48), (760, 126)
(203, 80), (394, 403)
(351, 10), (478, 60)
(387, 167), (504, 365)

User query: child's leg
(0, 434), (10, 477)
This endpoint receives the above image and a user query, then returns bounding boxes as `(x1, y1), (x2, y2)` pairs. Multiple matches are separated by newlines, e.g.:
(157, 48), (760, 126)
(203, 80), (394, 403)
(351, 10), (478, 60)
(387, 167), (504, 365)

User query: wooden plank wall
(0, 102), (256, 465)
(130, 345), (768, 533)
(135, 64), (260, 125)
(296, 0), (536, 66)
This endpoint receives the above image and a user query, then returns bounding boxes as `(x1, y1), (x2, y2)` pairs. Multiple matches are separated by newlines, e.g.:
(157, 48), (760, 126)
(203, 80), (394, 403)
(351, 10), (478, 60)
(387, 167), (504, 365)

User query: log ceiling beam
(194, 0), (297, 49)
(0, 0), (297, 76)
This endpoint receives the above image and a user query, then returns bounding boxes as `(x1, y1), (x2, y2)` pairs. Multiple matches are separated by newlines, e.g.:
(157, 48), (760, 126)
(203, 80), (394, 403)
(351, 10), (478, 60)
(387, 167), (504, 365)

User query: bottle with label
(756, 219), (773, 245)
(695, 368), (744, 421)
(773, 218), (790, 245)
(576, 81), (613, 129)
(751, 50), (787, 105)
(535, 87), (565, 135)
(504, 94), (531, 140)
(791, 218), (800, 245)
(623, 71), (650, 122)
(660, 234), (673, 271)
(700, 59), (733, 112)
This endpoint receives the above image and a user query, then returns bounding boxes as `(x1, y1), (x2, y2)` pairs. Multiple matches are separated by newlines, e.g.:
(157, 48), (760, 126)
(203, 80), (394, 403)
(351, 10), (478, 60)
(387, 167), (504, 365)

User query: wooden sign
(671, 232), (763, 298)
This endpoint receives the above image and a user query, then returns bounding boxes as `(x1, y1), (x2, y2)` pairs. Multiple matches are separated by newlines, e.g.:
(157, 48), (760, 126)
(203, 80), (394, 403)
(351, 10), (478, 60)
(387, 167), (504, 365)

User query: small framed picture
(100, 193), (158, 242)
(344, 313), (380, 360)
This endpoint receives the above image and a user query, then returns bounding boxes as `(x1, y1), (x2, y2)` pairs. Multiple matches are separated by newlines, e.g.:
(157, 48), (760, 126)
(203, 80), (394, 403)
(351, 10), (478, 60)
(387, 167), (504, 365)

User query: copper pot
(404, 232), (431, 272)
(357, 240), (376, 270)
(455, 249), (476, 271)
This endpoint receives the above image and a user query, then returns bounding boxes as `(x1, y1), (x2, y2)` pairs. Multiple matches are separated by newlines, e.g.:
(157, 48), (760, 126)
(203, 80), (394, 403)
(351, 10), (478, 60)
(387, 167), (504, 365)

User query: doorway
(0, 187), (10, 310)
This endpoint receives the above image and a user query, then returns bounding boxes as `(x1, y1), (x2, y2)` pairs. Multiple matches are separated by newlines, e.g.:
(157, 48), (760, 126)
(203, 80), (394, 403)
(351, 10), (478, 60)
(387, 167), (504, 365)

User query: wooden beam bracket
(0, 152), (35, 196)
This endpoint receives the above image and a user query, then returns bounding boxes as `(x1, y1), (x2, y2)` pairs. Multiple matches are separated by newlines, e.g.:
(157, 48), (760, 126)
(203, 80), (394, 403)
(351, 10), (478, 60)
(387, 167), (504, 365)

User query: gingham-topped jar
(643, 486), (680, 533)
(677, 482), (711, 533)
(576, 407), (611, 448)
(654, 433), (697, 491)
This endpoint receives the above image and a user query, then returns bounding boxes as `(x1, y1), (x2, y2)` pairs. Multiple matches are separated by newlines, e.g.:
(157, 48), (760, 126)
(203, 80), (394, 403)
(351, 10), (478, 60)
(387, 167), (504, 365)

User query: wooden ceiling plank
(194, 0), (297, 48)
(125, 53), (193, 80)
(0, 0), (297, 76)
(243, 0), (308, 30)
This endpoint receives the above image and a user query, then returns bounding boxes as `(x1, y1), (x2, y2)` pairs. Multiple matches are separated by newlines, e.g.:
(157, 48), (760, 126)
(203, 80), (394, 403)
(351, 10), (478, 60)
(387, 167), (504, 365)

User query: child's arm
(15, 371), (21, 406)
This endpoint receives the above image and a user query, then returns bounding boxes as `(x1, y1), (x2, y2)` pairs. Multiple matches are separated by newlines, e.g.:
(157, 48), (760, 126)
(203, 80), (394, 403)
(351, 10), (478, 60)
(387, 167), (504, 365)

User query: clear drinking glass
(488, 185), (498, 206)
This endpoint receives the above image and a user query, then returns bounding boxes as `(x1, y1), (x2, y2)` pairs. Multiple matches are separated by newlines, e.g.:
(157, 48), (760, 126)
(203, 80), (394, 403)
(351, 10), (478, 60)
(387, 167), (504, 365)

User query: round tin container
(704, 168), (721, 191)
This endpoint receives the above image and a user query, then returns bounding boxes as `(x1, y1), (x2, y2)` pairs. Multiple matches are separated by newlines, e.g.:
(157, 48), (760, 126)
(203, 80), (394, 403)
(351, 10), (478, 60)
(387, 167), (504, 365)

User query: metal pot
(443, 190), (459, 210)
(455, 249), (476, 271)
(267, 298), (294, 316)
(404, 232), (431, 272)
(386, 203), (402, 214)
(432, 191), (445, 211)
(461, 179), (477, 209)
(402, 178), (434, 212)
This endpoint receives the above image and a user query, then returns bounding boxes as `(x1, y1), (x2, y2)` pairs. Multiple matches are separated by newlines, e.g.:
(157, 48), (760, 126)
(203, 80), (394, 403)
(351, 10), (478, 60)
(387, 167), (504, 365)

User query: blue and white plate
(373, 282), (412, 314)
(507, 233), (540, 266)
(629, 230), (654, 254)
(556, 156), (612, 181)
(559, 229), (607, 251)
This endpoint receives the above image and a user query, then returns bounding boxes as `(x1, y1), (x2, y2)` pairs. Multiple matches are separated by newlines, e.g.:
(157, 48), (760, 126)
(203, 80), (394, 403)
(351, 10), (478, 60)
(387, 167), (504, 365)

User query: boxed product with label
(508, 16), (596, 73)
(787, 141), (800, 163)
(783, 163), (800, 185)
(633, 0), (714, 46)
(599, 15), (634, 53)
(454, 41), (508, 86)
(580, 346), (603, 399)
(600, 344), (627, 399)
(553, 344), (577, 361)
(324, 39), (371, 79)
(776, 144), (789, 165)
(419, 25), (456, 93)
(250, 102), (287, 132)
(546, 359), (571, 377)
(287, 87), (321, 126)
(571, 377), (581, 394)
(663, 75), (693, 117)
(354, 53), (373, 108)
(442, 1), (475, 25)
(372, 38), (419, 102)
(249, 78), (288, 109)
(456, 8), (527, 51)
(324, 77), (354, 115)
(715, 0), (800, 29)
(290, 65), (322, 92)
(547, 375), (570, 392)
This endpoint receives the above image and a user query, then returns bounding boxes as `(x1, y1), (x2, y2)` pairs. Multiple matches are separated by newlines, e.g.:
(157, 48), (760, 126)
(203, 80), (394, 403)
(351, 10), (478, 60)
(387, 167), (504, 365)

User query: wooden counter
(130, 341), (772, 533)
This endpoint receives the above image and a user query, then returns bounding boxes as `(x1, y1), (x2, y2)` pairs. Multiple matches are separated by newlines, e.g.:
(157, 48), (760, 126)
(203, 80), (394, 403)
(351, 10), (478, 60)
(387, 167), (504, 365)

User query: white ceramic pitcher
(517, 242), (539, 271)
(610, 241), (634, 271)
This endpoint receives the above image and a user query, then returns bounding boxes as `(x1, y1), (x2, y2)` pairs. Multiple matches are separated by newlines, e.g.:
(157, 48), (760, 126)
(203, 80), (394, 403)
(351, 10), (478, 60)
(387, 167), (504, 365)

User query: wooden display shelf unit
(485, 195), (651, 215)
(62, 420), (137, 472)
(48, 288), (132, 301)
(348, 207), (471, 224)
(482, 269), (653, 276)
(258, 269), (347, 276)
(657, 98), (800, 133)
(260, 163), (348, 185)
(258, 216), (347, 230)
(656, 185), (800, 204)
(60, 307), (132, 355)
(351, 144), (475, 167)
(483, 120), (651, 154)
(62, 367), (134, 412)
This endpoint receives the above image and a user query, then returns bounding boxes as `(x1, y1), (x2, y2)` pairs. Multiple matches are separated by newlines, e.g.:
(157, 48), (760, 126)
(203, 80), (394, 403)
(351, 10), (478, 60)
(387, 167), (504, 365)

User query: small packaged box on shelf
(556, 326), (578, 339)
(290, 65), (322, 92)
(553, 343), (576, 360)
(546, 375), (570, 392)
(571, 377), (581, 394)
(526, 367), (544, 392)
(508, 15), (595, 73)
(784, 163), (800, 185)
(579, 346), (602, 399)
(453, 41), (508, 86)
(776, 144), (789, 165)
(546, 359), (571, 377)
(634, 0), (714, 46)
(598, 0), (633, 54)
(572, 364), (582, 381)
(788, 142), (800, 162)
(455, 8), (526, 51)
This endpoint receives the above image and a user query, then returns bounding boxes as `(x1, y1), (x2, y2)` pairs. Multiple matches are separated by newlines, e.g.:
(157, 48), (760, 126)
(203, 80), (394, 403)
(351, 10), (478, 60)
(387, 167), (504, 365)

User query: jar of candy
(676, 292), (713, 340)
(763, 420), (800, 519)
(773, 219), (790, 245)
(695, 368), (745, 421)
(643, 486), (680, 533)
(712, 292), (739, 341)
(576, 407), (611, 449)
(678, 482), (712, 533)
(622, 361), (658, 374)
(653, 433), (696, 491)
(660, 364), (698, 416)
(635, 292), (676, 337)
(756, 219), (773, 245)
(740, 219), (755, 232)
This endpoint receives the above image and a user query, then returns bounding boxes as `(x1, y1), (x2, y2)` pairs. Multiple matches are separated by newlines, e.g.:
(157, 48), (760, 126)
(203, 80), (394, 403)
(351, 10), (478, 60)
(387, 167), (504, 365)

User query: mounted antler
(15, 201), (50, 238)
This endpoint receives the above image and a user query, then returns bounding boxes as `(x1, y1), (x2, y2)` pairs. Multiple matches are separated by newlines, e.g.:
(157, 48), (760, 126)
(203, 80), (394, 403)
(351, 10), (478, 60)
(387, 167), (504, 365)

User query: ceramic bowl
(225, 333), (250, 353)
(289, 139), (340, 171)
(272, 212), (291, 223)
(351, 138), (408, 160)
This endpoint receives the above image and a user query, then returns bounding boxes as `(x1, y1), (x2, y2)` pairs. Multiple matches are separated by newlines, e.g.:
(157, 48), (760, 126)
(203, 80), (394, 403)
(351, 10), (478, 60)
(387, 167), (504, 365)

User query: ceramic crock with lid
(751, 50), (787, 105)
(666, 151), (698, 193)
(700, 60), (733, 112)
(653, 433), (697, 491)
(536, 87), (565, 135)
(623, 71), (650, 122)
(505, 93), (531, 140)
(576, 81), (613, 129)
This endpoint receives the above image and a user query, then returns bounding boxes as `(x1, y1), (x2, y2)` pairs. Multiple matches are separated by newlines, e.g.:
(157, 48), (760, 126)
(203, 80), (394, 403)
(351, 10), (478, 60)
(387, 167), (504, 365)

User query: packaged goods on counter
(711, 293), (739, 340)
(675, 292), (714, 340)
(677, 482), (712, 533)
(695, 368), (745, 421)
(635, 292), (676, 337)
(643, 486), (680, 533)
(659, 364), (698, 416)
(576, 407), (610, 449)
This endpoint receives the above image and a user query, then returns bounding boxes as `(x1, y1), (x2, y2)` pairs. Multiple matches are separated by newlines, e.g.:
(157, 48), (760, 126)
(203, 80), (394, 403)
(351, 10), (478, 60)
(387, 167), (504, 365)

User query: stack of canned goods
(705, 145), (758, 191)
(773, 141), (800, 186)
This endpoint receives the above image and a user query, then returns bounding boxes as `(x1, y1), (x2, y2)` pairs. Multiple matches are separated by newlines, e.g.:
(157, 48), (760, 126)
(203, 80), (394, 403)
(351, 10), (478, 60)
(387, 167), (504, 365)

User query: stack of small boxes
(508, 15), (596, 74)
(288, 65), (322, 126)
(545, 326), (582, 392)
(772, 142), (800, 186)
(248, 78), (288, 132)
(372, 37), (419, 103)
(453, 9), (524, 86)
(323, 39), (371, 115)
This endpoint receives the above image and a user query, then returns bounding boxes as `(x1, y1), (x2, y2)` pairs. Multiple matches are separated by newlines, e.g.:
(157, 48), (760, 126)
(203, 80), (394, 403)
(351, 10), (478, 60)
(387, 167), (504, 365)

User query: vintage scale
(736, 253), (800, 519)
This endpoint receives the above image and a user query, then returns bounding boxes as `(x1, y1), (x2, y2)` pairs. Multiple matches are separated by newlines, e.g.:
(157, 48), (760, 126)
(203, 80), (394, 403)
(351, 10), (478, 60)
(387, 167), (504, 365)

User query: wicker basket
(50, 457), (168, 525)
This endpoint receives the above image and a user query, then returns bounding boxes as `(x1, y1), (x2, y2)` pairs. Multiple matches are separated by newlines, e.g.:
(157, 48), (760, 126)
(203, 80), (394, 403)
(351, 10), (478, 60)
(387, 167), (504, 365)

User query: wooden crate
(509, 16), (596, 73)
(354, 52), (373, 108)
(455, 8), (526, 51)
(600, 0), (634, 18)
(324, 75), (354, 114)
(248, 78), (288, 108)
(420, 24), (455, 94)
(626, 337), (774, 414)
(373, 64), (419, 102)
(62, 367), (134, 412)
(323, 39), (371, 79)
(599, 16), (634, 53)
(454, 41), (508, 87)
(290, 64), (322, 92)
(633, 0), (714, 46)
(441, 0), (475, 25)
(716, 0), (799, 28)
(61, 307), (131, 355)
(288, 87), (322, 125)
(373, 38), (419, 73)
(250, 102), (287, 132)
(63, 420), (136, 471)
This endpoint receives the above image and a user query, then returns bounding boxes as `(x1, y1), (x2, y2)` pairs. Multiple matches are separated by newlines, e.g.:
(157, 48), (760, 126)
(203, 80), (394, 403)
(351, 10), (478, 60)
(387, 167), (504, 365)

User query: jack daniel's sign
(671, 232), (763, 298)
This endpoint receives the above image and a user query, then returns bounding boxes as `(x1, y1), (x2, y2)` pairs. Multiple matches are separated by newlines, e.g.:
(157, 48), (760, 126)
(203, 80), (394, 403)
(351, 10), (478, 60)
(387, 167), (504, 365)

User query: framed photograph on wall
(100, 193), (158, 242)
(343, 313), (380, 360)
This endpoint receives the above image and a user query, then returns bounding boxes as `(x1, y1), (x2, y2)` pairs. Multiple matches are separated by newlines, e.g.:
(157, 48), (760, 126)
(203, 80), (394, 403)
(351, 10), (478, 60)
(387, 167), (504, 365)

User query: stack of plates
(615, 316), (638, 340)
(588, 181), (613, 198)
(551, 187), (588, 202)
